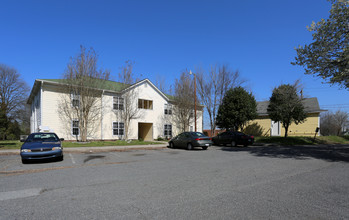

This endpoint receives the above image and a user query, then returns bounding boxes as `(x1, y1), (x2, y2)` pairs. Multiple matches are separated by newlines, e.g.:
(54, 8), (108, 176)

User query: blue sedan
(20, 132), (64, 164)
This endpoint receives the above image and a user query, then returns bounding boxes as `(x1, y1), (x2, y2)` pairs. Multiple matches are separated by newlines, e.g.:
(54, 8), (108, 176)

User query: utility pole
(189, 70), (197, 132)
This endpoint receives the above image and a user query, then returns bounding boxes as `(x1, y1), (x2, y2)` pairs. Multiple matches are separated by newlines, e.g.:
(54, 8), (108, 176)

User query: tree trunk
(284, 125), (289, 138)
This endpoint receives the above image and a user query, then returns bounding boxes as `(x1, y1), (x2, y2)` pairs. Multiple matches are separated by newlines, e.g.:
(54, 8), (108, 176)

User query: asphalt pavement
(1, 145), (348, 219)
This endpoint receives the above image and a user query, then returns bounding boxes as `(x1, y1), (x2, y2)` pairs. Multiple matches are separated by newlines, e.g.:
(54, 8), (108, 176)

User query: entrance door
(271, 121), (280, 136)
(138, 123), (153, 141)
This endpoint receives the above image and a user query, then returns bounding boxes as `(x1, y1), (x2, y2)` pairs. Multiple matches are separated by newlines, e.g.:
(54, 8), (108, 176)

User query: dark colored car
(20, 132), (64, 164)
(212, 131), (254, 147)
(169, 132), (213, 150)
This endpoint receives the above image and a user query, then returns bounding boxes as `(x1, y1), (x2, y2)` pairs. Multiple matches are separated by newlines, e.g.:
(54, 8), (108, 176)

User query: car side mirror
(60, 138), (64, 141)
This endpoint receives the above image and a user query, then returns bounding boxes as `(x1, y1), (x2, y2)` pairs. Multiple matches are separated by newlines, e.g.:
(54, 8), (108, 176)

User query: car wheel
(202, 146), (208, 150)
(187, 143), (193, 150)
(57, 155), (64, 161)
(169, 142), (175, 149)
(231, 141), (237, 147)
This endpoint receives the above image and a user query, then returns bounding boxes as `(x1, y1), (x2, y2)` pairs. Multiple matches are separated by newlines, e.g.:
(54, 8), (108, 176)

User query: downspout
(101, 90), (105, 140)
(39, 81), (43, 132)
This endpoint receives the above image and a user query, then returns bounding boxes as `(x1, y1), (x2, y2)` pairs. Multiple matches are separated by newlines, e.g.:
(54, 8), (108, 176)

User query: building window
(164, 124), (172, 138)
(72, 120), (79, 136)
(190, 110), (194, 118)
(138, 99), (153, 109)
(113, 122), (124, 136)
(164, 103), (172, 115)
(71, 92), (80, 107)
(190, 126), (194, 132)
(113, 96), (124, 110)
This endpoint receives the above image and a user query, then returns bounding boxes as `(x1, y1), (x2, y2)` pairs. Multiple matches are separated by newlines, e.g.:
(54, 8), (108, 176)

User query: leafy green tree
(216, 87), (257, 131)
(292, 0), (349, 89)
(267, 84), (307, 137)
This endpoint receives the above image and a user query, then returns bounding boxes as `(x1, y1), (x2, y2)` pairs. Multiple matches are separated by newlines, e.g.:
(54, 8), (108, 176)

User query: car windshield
(191, 132), (206, 137)
(26, 133), (59, 142)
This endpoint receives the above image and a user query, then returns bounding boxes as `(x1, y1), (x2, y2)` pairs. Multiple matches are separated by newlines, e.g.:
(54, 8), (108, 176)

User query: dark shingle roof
(257, 97), (325, 116)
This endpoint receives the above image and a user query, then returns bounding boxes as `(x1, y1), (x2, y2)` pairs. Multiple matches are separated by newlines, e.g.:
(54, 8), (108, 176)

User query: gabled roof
(27, 78), (172, 104)
(257, 97), (326, 116)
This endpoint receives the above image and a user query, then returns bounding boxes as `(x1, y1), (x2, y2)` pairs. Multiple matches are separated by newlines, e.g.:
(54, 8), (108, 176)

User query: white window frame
(72, 119), (79, 136)
(164, 103), (172, 115)
(190, 110), (194, 118)
(164, 124), (172, 138)
(113, 96), (124, 110)
(113, 122), (125, 136)
(71, 92), (80, 108)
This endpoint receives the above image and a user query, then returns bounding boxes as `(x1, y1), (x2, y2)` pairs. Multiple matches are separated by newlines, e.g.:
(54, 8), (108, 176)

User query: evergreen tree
(216, 87), (257, 131)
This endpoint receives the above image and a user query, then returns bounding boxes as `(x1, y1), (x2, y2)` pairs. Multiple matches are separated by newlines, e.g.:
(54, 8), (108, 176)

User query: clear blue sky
(1, 0), (348, 114)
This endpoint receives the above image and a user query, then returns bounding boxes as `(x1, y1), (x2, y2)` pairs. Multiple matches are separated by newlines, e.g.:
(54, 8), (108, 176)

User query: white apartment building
(27, 78), (203, 141)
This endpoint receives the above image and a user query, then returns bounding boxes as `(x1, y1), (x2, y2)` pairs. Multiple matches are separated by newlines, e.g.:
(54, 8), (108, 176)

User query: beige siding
(247, 117), (272, 136)
(40, 83), (103, 140)
(282, 113), (319, 136)
(249, 113), (320, 137)
(34, 79), (203, 141)
(41, 83), (66, 138)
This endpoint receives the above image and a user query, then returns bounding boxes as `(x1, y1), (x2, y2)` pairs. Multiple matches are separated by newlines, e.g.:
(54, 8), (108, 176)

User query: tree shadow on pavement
(219, 145), (349, 163)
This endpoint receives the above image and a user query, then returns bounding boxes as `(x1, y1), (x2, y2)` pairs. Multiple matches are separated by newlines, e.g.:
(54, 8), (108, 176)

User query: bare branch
(195, 64), (245, 135)
(58, 46), (110, 142)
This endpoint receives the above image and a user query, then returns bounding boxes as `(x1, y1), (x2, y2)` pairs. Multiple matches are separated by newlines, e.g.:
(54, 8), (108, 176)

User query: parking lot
(1, 145), (349, 219)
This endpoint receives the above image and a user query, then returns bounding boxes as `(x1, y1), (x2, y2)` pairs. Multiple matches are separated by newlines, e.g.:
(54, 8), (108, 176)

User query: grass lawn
(0, 140), (22, 149)
(0, 140), (164, 150)
(255, 135), (349, 145)
(1, 136), (348, 150)
(62, 140), (163, 148)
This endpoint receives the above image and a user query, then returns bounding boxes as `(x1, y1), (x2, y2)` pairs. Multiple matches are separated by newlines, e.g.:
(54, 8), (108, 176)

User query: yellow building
(252, 97), (325, 137)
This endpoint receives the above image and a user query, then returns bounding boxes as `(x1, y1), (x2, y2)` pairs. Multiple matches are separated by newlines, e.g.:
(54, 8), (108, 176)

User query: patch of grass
(0, 140), (163, 150)
(62, 140), (162, 148)
(316, 136), (349, 145)
(255, 136), (349, 146)
(0, 140), (23, 149)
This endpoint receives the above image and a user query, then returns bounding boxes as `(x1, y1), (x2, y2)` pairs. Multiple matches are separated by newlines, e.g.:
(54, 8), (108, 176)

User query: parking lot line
(69, 153), (76, 164)
(109, 152), (123, 158)
(0, 188), (42, 201)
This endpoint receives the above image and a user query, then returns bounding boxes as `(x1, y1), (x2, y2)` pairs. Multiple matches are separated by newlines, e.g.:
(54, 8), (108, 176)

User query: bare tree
(154, 74), (168, 94)
(196, 64), (245, 136)
(0, 64), (30, 117)
(173, 71), (195, 132)
(0, 64), (30, 139)
(321, 110), (349, 136)
(58, 46), (110, 142)
(117, 60), (141, 140)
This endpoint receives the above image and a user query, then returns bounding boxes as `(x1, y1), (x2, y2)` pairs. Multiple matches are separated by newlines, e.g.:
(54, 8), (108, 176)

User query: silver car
(169, 132), (212, 150)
